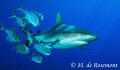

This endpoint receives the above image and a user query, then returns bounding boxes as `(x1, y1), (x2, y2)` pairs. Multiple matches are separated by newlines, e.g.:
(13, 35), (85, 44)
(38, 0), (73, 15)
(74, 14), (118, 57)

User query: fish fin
(22, 17), (26, 19)
(25, 40), (30, 47)
(13, 24), (15, 29)
(9, 10), (16, 18)
(14, 22), (18, 23)
(27, 51), (33, 57)
(54, 12), (63, 26)
(25, 39), (33, 47)
(0, 21), (4, 30)
(78, 46), (91, 50)
(4, 39), (8, 42)
(32, 9), (36, 12)
(16, 51), (19, 54)
(20, 11), (25, 13)
(37, 30), (41, 34)
(25, 7), (27, 10)
(9, 42), (14, 51)
(15, 2), (23, 10)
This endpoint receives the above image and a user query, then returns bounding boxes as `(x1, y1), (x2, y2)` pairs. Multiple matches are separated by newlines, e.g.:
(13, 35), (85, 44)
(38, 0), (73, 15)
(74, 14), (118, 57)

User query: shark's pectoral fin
(78, 46), (91, 50)
(54, 13), (63, 26)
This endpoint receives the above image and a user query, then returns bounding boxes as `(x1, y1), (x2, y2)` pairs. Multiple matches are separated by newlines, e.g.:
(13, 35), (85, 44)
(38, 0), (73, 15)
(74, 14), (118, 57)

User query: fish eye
(39, 58), (41, 60)
(19, 37), (22, 39)
(47, 50), (49, 53)
(35, 21), (37, 22)
(40, 15), (42, 17)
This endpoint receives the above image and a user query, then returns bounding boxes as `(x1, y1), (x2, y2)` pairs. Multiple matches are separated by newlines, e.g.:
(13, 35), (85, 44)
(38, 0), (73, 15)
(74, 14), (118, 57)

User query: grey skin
(10, 43), (29, 54)
(32, 13), (99, 50)
(15, 2), (40, 27)
(0, 22), (20, 42)
(9, 10), (27, 27)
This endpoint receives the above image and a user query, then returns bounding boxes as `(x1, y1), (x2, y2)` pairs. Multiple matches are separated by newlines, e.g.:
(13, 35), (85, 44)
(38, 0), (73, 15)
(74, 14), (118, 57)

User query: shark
(32, 13), (99, 50)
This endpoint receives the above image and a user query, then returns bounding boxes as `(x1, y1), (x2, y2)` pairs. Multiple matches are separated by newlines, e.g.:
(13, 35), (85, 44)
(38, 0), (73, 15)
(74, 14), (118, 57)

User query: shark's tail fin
(9, 10), (16, 18)
(0, 21), (4, 30)
(15, 2), (23, 11)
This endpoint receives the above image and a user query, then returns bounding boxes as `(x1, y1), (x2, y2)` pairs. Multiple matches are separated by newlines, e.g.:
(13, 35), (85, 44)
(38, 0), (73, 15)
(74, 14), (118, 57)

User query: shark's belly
(52, 41), (88, 49)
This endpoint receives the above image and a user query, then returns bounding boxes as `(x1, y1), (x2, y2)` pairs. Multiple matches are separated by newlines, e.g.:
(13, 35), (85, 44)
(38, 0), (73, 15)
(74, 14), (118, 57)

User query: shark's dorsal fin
(54, 12), (63, 26)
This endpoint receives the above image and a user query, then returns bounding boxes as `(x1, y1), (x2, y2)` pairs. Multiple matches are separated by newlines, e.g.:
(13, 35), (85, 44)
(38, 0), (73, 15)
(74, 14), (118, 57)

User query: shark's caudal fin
(54, 12), (63, 26)
(0, 22), (4, 30)
(9, 10), (16, 18)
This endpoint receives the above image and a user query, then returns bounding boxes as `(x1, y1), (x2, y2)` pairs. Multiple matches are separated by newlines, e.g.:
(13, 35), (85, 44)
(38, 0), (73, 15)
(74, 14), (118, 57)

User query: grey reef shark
(32, 13), (99, 50)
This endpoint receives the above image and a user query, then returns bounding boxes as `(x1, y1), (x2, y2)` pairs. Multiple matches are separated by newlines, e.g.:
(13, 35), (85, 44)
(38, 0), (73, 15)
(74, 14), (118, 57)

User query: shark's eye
(35, 21), (37, 22)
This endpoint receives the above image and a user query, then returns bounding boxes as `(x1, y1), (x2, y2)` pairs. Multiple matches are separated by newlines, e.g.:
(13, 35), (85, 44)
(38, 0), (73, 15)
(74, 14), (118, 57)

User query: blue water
(0, 0), (120, 70)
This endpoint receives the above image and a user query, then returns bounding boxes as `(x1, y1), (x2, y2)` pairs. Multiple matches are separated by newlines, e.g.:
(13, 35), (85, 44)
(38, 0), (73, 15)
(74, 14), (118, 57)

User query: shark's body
(32, 13), (99, 50)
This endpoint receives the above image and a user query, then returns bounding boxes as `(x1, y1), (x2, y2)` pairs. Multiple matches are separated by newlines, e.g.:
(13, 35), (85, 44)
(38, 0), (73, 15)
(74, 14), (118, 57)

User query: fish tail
(0, 21), (4, 30)
(9, 10), (16, 18)
(15, 2), (24, 11)
(9, 42), (14, 51)
(27, 51), (33, 57)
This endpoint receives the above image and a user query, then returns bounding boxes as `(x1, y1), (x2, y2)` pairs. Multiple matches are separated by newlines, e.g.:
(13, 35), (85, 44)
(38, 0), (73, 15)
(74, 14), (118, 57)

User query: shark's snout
(86, 35), (99, 43)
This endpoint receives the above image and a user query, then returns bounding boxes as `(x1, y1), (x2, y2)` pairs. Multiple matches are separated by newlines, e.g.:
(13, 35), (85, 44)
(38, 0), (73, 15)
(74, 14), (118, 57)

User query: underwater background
(0, 0), (120, 70)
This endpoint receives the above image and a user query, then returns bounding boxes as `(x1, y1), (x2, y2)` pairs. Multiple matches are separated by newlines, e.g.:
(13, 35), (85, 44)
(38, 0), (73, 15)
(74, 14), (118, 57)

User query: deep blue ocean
(0, 0), (120, 70)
